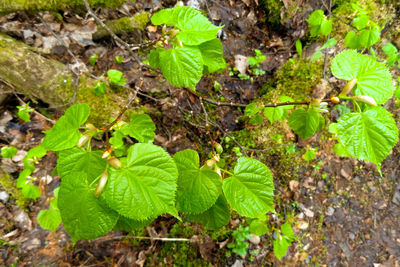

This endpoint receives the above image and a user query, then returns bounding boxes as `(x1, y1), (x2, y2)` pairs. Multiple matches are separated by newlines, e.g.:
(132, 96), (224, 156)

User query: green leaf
(331, 50), (394, 104)
(245, 103), (263, 117)
(198, 38), (226, 73)
(59, 171), (118, 241)
(304, 148), (317, 162)
(273, 222), (295, 260)
(333, 142), (350, 157)
(320, 19), (332, 36)
(114, 216), (155, 231)
(159, 47), (203, 90)
(1, 146), (17, 158)
(337, 107), (398, 166)
(223, 157), (274, 218)
(281, 222), (295, 241)
(263, 96), (294, 124)
(320, 38), (337, 50)
(295, 40), (302, 58)
(152, 6), (222, 45)
(249, 220), (268, 236)
(187, 194), (230, 229)
(353, 15), (369, 30)
(42, 104), (90, 151)
(249, 114), (263, 125)
(173, 6), (222, 45)
(149, 48), (161, 68)
(22, 184), (41, 199)
(382, 43), (398, 56)
(93, 81), (106, 95)
(37, 208), (61, 232)
(150, 8), (175, 25)
(288, 108), (322, 139)
(358, 27), (380, 48)
(345, 31), (360, 49)
(174, 150), (222, 214)
(107, 69), (126, 86)
(103, 143), (178, 220)
(57, 148), (107, 183)
(307, 10), (324, 26)
(121, 114), (155, 143)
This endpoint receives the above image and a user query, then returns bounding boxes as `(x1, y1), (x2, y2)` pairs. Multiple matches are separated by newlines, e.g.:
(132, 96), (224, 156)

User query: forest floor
(1, 0), (400, 266)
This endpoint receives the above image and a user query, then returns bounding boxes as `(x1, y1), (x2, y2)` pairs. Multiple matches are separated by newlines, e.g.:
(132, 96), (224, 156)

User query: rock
(289, 180), (299, 192)
(392, 185), (400, 206)
(41, 175), (53, 185)
(234, 55), (248, 75)
(12, 150), (27, 162)
(298, 203), (314, 218)
(325, 206), (335, 216)
(22, 237), (41, 250)
(249, 234), (260, 245)
(298, 221), (309, 230)
(231, 260), (244, 267)
(14, 210), (32, 231)
(0, 191), (9, 202)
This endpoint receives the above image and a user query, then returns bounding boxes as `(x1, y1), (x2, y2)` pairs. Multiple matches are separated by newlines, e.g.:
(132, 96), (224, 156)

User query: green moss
(155, 222), (211, 266)
(332, 0), (396, 37)
(259, 0), (284, 27)
(0, 170), (29, 209)
(264, 58), (324, 102)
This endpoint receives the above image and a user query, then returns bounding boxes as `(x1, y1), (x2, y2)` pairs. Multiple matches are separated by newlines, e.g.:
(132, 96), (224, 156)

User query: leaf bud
(214, 143), (223, 154)
(339, 78), (357, 97)
(352, 95), (377, 106)
(94, 171), (108, 198)
(214, 166), (222, 176)
(77, 135), (90, 147)
(108, 156), (122, 169)
(102, 149), (112, 159)
(212, 153), (220, 162)
(330, 96), (340, 104)
(205, 158), (216, 168)
(169, 29), (179, 39)
(85, 123), (97, 132)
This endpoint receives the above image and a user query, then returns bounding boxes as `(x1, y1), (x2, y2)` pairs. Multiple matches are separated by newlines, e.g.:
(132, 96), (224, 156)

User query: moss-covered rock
(0, 167), (28, 209)
(259, 0), (284, 28)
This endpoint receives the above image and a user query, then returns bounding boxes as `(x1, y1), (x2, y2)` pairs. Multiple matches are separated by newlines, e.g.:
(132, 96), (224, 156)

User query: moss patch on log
(93, 12), (149, 40)
(0, 0), (128, 15)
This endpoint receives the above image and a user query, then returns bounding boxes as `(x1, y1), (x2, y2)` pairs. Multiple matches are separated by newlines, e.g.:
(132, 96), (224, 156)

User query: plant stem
(219, 168), (234, 176)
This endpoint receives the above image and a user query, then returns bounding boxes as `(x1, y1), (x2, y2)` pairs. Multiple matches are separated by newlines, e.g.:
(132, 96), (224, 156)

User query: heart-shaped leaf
(331, 50), (394, 104)
(103, 143), (178, 220)
(223, 157), (274, 218)
(174, 149), (222, 214)
(42, 104), (90, 151)
(337, 107), (398, 166)
(58, 171), (119, 241)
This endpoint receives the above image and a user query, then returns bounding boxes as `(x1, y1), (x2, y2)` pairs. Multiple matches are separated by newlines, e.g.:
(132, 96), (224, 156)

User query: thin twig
(82, 0), (140, 64)
(103, 82), (141, 148)
(94, 235), (190, 243)
(199, 97), (209, 127)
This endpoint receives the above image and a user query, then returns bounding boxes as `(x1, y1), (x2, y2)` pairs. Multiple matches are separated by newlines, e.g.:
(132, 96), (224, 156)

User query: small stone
(0, 191), (9, 203)
(298, 203), (314, 218)
(249, 234), (260, 245)
(340, 167), (351, 179)
(298, 221), (309, 230)
(234, 55), (248, 75)
(349, 233), (355, 240)
(298, 212), (304, 219)
(12, 150), (27, 162)
(14, 210), (32, 231)
(289, 180), (299, 192)
(392, 185), (400, 206)
(41, 175), (53, 185)
(231, 260), (244, 267)
(325, 206), (335, 216)
(23, 237), (41, 250)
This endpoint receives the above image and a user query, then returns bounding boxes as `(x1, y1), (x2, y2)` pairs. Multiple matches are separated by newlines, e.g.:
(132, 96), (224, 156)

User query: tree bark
(0, 0), (127, 15)
(0, 33), (130, 126)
